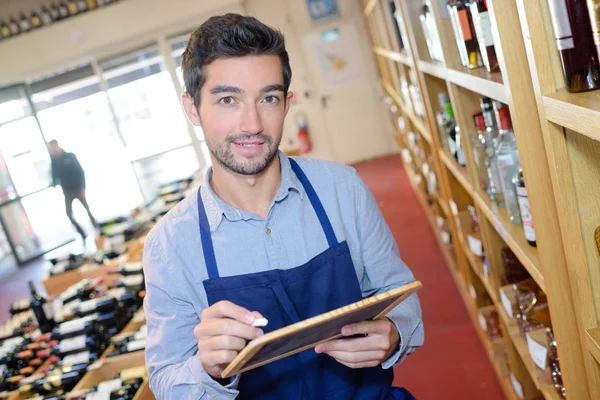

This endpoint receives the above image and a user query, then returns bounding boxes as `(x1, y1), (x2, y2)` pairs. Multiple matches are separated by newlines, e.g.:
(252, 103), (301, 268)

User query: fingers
(200, 335), (247, 352)
(322, 350), (387, 366)
(202, 350), (238, 367)
(195, 318), (263, 341)
(341, 319), (392, 337)
(202, 300), (256, 324)
(315, 335), (388, 353)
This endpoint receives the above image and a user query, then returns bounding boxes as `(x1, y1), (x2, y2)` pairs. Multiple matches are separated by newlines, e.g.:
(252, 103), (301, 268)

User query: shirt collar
(199, 151), (304, 232)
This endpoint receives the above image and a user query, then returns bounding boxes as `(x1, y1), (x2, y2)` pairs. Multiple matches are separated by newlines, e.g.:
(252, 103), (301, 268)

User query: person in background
(49, 139), (98, 242)
(143, 13), (422, 399)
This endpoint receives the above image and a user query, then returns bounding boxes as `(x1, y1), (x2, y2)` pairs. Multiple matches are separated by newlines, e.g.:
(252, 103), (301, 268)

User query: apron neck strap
(288, 158), (338, 248)
(197, 188), (220, 280)
(198, 159), (338, 279)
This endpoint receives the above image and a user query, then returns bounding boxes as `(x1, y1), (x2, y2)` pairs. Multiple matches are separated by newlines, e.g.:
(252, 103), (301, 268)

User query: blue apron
(199, 159), (415, 400)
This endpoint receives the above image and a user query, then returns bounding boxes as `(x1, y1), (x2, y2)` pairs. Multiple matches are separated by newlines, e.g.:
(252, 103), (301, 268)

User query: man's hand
(314, 318), (399, 369)
(194, 301), (264, 379)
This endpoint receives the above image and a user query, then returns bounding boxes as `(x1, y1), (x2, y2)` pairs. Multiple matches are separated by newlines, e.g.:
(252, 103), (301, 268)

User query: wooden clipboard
(221, 280), (422, 378)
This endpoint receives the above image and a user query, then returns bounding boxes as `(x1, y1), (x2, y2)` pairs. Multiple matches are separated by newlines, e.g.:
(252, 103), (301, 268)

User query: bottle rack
(361, 0), (593, 399)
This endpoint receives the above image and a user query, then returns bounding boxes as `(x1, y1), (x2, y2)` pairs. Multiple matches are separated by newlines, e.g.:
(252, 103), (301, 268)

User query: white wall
(0, 0), (394, 165)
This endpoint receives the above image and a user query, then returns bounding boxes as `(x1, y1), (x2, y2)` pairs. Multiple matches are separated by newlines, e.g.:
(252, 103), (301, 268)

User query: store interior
(1, 0), (600, 399)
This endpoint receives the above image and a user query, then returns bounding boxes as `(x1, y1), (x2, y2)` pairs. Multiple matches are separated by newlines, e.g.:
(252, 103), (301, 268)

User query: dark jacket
(51, 151), (85, 190)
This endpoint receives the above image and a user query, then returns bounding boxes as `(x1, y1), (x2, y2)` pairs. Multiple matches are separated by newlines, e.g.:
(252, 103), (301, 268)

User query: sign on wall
(305, 0), (340, 24)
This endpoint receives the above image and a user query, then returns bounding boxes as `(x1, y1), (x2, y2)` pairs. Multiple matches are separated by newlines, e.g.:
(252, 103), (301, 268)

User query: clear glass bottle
(471, 112), (492, 196)
(494, 105), (521, 224)
(419, 1), (444, 62)
(480, 98), (504, 205)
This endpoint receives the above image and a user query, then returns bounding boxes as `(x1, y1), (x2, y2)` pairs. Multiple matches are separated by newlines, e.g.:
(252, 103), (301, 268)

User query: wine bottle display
(547, 0), (600, 92)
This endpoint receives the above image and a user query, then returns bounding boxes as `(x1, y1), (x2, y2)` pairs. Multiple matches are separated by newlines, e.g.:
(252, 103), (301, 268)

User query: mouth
(231, 140), (266, 155)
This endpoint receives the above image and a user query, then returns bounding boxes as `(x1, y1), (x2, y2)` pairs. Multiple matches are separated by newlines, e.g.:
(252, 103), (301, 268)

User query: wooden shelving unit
(362, 0), (594, 398)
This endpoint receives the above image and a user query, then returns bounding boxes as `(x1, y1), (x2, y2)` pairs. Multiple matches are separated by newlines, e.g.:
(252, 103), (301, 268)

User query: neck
(210, 155), (282, 219)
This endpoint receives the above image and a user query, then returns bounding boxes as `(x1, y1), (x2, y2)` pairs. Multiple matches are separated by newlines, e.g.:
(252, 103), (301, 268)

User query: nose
(239, 103), (264, 135)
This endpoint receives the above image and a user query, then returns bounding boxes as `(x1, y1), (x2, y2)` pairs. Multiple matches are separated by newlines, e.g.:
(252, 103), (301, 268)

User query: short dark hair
(182, 13), (291, 108)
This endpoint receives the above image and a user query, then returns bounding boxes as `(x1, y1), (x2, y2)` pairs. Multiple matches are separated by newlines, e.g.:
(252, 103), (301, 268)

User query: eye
(263, 95), (279, 104)
(219, 96), (236, 105)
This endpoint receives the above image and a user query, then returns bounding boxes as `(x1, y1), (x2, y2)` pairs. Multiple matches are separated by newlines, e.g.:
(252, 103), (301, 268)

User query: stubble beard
(207, 133), (282, 175)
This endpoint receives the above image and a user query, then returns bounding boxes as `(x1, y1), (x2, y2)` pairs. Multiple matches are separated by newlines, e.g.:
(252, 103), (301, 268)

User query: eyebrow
(208, 84), (285, 95)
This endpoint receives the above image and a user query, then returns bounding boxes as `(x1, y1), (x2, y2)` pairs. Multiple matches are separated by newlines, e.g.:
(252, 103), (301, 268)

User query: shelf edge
(543, 94), (600, 143)
(439, 149), (474, 196)
(446, 68), (509, 104)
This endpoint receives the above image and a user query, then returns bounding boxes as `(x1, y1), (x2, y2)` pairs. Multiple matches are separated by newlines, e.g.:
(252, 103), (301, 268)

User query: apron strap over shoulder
(288, 158), (338, 248)
(197, 187), (220, 279)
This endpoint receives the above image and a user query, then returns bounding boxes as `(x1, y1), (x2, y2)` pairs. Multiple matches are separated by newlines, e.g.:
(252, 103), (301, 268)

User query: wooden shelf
(474, 190), (545, 293)
(417, 59), (447, 80)
(541, 387), (563, 400)
(586, 327), (600, 366)
(543, 89), (600, 143)
(363, 0), (377, 16)
(439, 149), (473, 196)
(446, 65), (509, 104)
(373, 47), (412, 67)
(461, 236), (498, 305)
(447, 250), (520, 400)
(383, 82), (433, 145)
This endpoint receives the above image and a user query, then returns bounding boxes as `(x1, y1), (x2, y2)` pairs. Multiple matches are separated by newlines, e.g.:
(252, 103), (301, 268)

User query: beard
(207, 133), (281, 175)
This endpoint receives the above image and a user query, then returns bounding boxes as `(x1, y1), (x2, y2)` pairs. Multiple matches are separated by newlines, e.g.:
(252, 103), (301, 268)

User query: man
(143, 13), (423, 399)
(49, 140), (97, 242)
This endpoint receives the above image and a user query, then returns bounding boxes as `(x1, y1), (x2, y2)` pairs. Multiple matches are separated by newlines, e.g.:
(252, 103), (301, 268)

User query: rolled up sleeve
(351, 170), (424, 368)
(143, 230), (241, 399)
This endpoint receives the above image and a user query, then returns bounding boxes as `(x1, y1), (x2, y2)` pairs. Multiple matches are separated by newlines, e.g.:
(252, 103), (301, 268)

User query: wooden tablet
(221, 280), (422, 378)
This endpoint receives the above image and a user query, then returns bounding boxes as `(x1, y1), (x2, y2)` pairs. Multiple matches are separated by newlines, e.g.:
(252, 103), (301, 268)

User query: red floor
(0, 155), (505, 399)
(353, 154), (505, 400)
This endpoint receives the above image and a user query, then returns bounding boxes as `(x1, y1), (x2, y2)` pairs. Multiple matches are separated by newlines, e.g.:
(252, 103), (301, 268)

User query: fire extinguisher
(295, 112), (312, 154)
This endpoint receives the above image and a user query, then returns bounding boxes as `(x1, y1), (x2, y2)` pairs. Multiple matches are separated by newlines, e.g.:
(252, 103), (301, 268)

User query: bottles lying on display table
(49, 254), (88, 276)
(107, 325), (146, 358)
(419, 0), (444, 63)
(0, 1), (121, 42)
(547, 0), (600, 92)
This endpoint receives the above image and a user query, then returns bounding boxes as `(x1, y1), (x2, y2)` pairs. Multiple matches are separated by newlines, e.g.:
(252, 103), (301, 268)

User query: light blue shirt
(143, 153), (423, 399)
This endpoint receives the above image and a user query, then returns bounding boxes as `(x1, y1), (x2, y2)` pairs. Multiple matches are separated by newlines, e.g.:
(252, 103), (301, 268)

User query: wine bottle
(454, 0), (482, 69)
(28, 281), (55, 334)
(514, 169), (537, 247)
(18, 13), (32, 32)
(40, 6), (53, 25)
(31, 11), (42, 29)
(447, 0), (470, 67)
(547, 0), (600, 92)
(480, 97), (504, 205)
(8, 17), (21, 35)
(77, 0), (88, 12)
(67, 0), (79, 15)
(32, 369), (82, 394)
(0, 20), (11, 39)
(469, 0), (499, 72)
(75, 297), (118, 317)
(588, 0), (600, 57)
(87, 0), (98, 9)
(58, 1), (70, 18)
(50, 3), (62, 21)
(58, 349), (98, 366)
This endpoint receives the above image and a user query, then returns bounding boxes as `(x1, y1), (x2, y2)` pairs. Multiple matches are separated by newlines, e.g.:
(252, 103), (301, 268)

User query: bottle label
(510, 372), (524, 399)
(123, 262), (143, 273)
(457, 9), (473, 41)
(588, 0), (600, 45)
(97, 378), (122, 393)
(60, 286), (80, 302)
(86, 392), (111, 400)
(134, 328), (147, 340)
(467, 235), (484, 257)
(517, 186), (536, 242)
(500, 289), (513, 319)
(58, 317), (86, 336)
(496, 154), (521, 221)
(78, 299), (98, 314)
(62, 350), (91, 366)
(126, 339), (146, 353)
(121, 275), (144, 287)
(548, 0), (575, 50)
(60, 335), (87, 353)
(526, 333), (548, 370)
(472, 11), (494, 46)
(440, 231), (451, 244)
(107, 287), (127, 299)
(478, 312), (487, 332)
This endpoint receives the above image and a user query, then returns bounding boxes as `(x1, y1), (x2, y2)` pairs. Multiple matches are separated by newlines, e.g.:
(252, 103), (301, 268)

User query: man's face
(49, 143), (61, 157)
(183, 55), (292, 175)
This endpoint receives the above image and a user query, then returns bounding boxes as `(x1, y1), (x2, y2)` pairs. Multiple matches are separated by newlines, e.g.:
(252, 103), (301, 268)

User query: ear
(181, 92), (202, 126)
(284, 91), (295, 117)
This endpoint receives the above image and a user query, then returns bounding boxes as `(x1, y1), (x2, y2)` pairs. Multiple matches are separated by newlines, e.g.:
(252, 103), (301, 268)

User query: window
(100, 46), (192, 161)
